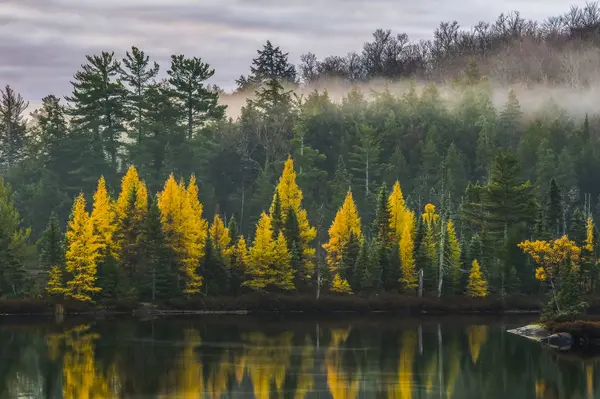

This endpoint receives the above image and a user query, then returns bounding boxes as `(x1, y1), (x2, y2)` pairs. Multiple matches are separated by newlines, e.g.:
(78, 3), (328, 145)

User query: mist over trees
(1, 2), (600, 303)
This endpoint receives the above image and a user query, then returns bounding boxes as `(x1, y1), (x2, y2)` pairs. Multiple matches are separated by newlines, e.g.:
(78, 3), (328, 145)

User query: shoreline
(0, 294), (550, 317)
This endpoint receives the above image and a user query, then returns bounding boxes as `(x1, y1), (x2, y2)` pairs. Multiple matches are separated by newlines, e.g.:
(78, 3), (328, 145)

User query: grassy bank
(0, 294), (550, 316)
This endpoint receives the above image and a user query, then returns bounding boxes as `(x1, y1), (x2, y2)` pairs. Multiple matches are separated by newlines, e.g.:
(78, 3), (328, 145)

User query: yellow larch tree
(446, 219), (462, 292)
(323, 191), (361, 291)
(330, 273), (353, 294)
(399, 212), (417, 290)
(64, 194), (102, 302)
(388, 180), (411, 242)
(209, 214), (232, 261)
(157, 174), (207, 294)
(270, 156), (317, 279)
(113, 166), (148, 281)
(90, 176), (115, 260)
(245, 212), (294, 291)
(466, 259), (488, 298)
(114, 166), (147, 225)
(274, 231), (295, 290)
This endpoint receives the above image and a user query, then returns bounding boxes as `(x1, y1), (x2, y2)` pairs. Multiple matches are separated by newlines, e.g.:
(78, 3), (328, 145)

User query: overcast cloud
(0, 0), (591, 106)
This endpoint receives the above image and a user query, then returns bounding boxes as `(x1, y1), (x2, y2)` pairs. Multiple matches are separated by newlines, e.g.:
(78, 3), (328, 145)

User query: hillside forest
(2, 3), (600, 311)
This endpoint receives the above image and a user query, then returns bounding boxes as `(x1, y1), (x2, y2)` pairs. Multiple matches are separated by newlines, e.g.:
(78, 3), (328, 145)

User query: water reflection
(0, 315), (598, 398)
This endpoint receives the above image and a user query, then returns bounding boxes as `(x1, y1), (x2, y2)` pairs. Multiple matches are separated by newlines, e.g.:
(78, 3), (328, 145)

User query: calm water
(0, 314), (598, 398)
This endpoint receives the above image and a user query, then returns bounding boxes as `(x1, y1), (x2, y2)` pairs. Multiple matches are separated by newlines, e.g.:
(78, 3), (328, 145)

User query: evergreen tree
(118, 46), (160, 144)
(0, 178), (30, 296)
(39, 212), (64, 289)
(0, 85), (29, 169)
(372, 183), (397, 291)
(543, 178), (563, 238)
(167, 55), (226, 139)
(228, 216), (239, 243)
(139, 196), (177, 300)
(65, 52), (129, 183)
(236, 40), (297, 91)
(271, 192), (284, 239)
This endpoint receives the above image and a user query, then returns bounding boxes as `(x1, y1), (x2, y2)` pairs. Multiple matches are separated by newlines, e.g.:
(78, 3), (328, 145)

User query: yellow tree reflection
(243, 331), (293, 399)
(294, 336), (315, 399)
(388, 330), (416, 399)
(160, 329), (205, 398)
(326, 327), (359, 399)
(46, 324), (112, 399)
(467, 325), (488, 364)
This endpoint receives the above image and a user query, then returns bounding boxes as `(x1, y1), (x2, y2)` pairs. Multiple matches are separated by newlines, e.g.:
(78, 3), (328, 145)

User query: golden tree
(446, 219), (462, 291)
(245, 212), (295, 291)
(157, 173), (207, 294)
(323, 191), (361, 270)
(399, 212), (417, 290)
(209, 214), (232, 261)
(270, 156), (317, 279)
(64, 194), (102, 302)
(388, 180), (411, 242)
(90, 176), (115, 260)
(466, 259), (487, 298)
(518, 235), (581, 313)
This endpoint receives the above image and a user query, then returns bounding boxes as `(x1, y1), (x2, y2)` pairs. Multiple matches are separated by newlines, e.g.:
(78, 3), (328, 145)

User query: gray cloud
(0, 0), (592, 108)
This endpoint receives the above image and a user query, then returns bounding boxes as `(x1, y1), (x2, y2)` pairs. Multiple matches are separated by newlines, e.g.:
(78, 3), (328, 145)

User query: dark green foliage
(569, 208), (586, 245)
(271, 192), (283, 239)
(544, 178), (563, 238)
(138, 197), (177, 301)
(201, 235), (230, 296)
(340, 232), (360, 289)
(39, 212), (63, 271)
(227, 216), (239, 243)
(167, 54), (226, 139)
(236, 40), (297, 91)
(65, 51), (129, 184)
(0, 85), (29, 169)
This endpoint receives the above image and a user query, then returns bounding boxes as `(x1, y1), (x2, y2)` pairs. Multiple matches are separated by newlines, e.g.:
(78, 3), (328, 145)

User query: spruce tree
(39, 212), (64, 289)
(139, 197), (177, 301)
(228, 216), (239, 243)
(544, 178), (563, 238)
(271, 192), (284, 239)
(236, 40), (297, 91)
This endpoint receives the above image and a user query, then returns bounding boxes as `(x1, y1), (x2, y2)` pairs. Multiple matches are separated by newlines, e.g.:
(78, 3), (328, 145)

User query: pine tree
(201, 235), (230, 296)
(167, 54), (226, 139)
(0, 85), (29, 169)
(340, 231), (361, 290)
(467, 259), (488, 298)
(64, 194), (102, 302)
(65, 52), (129, 182)
(118, 46), (160, 144)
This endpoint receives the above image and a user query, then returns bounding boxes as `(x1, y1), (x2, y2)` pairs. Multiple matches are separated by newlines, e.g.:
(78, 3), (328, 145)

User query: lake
(0, 314), (597, 398)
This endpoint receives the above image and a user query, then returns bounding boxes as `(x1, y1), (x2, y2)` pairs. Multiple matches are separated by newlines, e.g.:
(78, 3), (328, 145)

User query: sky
(0, 0), (592, 109)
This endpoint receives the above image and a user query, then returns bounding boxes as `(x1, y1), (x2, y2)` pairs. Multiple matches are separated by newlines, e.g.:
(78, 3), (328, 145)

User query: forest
(2, 2), (600, 313)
